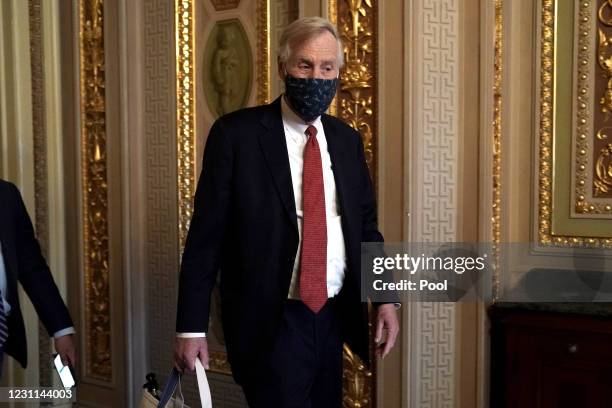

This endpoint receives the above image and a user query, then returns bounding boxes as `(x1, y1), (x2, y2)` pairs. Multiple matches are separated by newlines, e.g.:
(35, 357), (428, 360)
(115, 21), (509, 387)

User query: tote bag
(140, 359), (212, 408)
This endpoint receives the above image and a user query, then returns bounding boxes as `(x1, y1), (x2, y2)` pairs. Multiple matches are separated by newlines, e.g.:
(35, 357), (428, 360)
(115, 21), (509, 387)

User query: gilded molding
(79, 0), (112, 380)
(538, 0), (612, 246)
(256, 0), (270, 104)
(597, 3), (612, 120)
(492, 0), (503, 300)
(594, 0), (612, 200)
(595, 143), (612, 194)
(342, 344), (373, 408)
(538, 0), (558, 245)
(328, 0), (338, 25)
(327, 0), (338, 117)
(575, 0), (593, 208)
(336, 0), (377, 178)
(176, 0), (196, 250)
(208, 351), (232, 375)
(573, 0), (612, 210)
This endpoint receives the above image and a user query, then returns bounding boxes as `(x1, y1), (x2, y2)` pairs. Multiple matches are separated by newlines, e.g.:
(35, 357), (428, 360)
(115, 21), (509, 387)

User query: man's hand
(54, 334), (77, 367)
(175, 337), (209, 372)
(374, 304), (399, 359)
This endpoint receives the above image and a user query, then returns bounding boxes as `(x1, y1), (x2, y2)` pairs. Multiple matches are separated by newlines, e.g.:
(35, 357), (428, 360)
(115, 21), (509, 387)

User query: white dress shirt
(176, 96), (347, 338)
(0, 242), (75, 339)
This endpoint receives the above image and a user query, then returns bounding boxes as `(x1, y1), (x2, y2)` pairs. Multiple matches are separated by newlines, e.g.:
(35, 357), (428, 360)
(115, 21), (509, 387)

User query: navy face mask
(284, 74), (338, 123)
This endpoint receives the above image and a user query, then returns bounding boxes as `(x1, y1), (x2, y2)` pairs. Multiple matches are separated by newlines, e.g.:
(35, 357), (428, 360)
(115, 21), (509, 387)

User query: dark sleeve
(11, 184), (73, 335)
(355, 134), (400, 307)
(176, 118), (233, 333)
(356, 134), (383, 244)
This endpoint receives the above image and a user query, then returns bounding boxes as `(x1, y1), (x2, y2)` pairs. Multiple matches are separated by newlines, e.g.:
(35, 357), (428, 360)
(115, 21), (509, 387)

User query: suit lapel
(256, 102), (355, 235)
(257, 98), (299, 232)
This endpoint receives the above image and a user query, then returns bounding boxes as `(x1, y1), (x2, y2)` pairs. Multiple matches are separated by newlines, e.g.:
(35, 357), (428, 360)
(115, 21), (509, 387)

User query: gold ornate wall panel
(591, 0), (612, 199)
(256, 0), (271, 105)
(176, 0), (196, 250)
(327, 0), (338, 117)
(539, 0), (555, 244)
(333, 0), (377, 180)
(342, 344), (373, 408)
(573, 0), (612, 210)
(538, 0), (612, 245)
(79, 0), (112, 380)
(492, 0), (503, 299)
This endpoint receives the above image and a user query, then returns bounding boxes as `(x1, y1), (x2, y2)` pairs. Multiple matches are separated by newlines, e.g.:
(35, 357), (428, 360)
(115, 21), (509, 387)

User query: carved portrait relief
(203, 19), (253, 119)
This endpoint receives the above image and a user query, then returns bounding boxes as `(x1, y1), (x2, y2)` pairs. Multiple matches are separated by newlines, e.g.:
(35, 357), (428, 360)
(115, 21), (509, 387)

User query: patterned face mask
(284, 74), (338, 123)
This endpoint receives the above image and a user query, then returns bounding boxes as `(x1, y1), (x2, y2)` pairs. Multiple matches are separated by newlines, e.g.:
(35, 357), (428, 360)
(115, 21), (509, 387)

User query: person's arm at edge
(355, 133), (399, 359)
(175, 118), (233, 372)
(10, 183), (77, 366)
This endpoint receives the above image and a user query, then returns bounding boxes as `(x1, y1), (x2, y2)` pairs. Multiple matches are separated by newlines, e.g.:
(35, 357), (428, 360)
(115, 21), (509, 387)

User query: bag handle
(195, 358), (212, 408)
(157, 368), (181, 407)
(157, 359), (212, 408)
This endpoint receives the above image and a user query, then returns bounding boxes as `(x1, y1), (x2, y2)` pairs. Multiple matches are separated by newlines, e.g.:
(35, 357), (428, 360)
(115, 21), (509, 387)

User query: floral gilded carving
(79, 0), (112, 380)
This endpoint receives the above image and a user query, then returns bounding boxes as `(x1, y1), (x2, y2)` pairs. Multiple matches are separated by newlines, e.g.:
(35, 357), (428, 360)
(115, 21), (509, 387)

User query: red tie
(300, 125), (328, 313)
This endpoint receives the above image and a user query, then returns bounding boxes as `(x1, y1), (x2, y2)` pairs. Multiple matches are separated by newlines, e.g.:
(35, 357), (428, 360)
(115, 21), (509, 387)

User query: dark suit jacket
(0, 180), (73, 367)
(176, 97), (383, 383)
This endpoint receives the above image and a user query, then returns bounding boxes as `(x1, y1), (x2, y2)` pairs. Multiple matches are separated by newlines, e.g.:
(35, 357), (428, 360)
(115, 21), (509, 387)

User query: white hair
(278, 17), (344, 68)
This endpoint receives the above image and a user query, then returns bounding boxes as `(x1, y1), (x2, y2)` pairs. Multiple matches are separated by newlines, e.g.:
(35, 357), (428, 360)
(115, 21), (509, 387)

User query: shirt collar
(281, 95), (323, 141)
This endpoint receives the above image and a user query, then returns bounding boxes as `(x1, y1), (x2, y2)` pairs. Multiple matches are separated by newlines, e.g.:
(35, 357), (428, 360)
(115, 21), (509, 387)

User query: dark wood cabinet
(490, 306), (612, 408)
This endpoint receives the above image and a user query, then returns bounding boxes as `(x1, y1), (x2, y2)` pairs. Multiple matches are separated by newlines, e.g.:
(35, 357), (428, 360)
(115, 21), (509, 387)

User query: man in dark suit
(175, 16), (398, 407)
(0, 179), (76, 374)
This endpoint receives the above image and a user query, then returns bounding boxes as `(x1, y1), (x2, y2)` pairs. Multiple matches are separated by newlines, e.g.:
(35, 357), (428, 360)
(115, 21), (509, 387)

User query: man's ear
(277, 58), (286, 81)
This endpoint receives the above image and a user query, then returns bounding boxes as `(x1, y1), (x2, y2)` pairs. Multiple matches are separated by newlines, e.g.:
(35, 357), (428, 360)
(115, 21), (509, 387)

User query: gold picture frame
(538, 0), (612, 246)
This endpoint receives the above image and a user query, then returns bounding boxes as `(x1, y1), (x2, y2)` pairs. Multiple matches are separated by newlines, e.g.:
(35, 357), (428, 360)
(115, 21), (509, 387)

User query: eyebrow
(296, 58), (337, 67)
